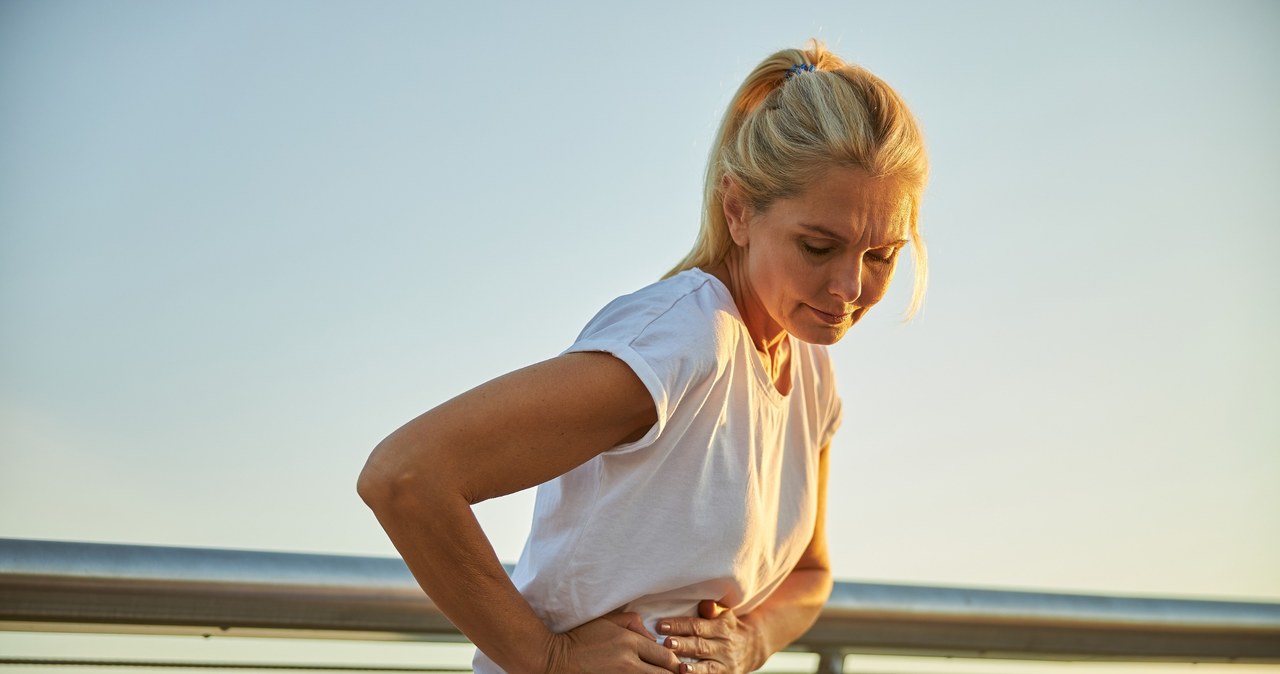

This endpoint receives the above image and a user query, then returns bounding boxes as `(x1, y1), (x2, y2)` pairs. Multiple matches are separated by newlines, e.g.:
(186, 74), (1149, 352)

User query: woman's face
(725, 165), (913, 346)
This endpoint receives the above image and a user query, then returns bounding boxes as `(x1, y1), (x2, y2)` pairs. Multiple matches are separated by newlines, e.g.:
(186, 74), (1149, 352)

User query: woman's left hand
(655, 599), (766, 673)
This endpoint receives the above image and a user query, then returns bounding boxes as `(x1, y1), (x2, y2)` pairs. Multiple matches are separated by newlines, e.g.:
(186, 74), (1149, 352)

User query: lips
(808, 305), (850, 324)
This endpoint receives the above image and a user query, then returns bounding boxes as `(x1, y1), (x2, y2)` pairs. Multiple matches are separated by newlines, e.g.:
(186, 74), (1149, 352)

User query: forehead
(773, 166), (913, 242)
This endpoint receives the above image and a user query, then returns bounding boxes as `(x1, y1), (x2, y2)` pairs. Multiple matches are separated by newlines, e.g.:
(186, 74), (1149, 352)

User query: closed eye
(866, 249), (897, 264)
(802, 242), (835, 257)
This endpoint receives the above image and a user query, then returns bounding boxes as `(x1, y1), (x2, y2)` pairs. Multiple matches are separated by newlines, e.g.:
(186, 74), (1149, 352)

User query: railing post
(814, 650), (844, 674)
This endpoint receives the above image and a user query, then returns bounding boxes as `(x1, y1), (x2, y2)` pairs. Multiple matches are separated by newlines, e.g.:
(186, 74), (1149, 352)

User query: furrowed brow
(797, 223), (847, 242)
(799, 223), (908, 249)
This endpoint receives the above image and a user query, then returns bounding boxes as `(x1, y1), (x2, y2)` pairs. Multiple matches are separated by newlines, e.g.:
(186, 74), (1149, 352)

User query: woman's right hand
(543, 612), (684, 674)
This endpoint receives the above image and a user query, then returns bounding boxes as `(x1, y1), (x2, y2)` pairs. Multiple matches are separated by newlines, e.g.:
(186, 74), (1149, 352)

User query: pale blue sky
(2, 0), (1278, 671)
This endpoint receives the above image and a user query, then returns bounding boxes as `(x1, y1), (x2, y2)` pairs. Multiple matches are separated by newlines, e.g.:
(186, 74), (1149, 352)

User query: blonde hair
(663, 40), (930, 319)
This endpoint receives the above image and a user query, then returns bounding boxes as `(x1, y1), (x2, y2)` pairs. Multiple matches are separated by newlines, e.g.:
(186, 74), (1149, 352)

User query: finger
(603, 611), (656, 640)
(680, 660), (723, 674)
(636, 661), (682, 674)
(697, 599), (725, 620)
(658, 616), (732, 640)
(665, 634), (720, 661)
(638, 661), (682, 674)
(633, 631), (684, 673)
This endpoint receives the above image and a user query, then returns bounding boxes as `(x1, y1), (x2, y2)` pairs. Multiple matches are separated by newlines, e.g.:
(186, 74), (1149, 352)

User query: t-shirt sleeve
(817, 347), (843, 448)
(559, 290), (719, 455)
(820, 389), (843, 448)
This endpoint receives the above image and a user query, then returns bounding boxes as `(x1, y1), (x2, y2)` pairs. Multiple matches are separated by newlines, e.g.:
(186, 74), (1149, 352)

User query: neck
(706, 250), (789, 360)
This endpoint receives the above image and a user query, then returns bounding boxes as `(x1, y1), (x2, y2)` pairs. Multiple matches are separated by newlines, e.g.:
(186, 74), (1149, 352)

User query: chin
(792, 324), (849, 346)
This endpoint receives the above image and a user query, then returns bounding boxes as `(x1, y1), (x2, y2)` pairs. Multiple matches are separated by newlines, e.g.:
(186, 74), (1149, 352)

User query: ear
(720, 175), (752, 247)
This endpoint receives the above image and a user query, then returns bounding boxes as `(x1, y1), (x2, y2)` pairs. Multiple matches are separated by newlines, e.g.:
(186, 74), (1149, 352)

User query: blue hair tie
(785, 63), (816, 80)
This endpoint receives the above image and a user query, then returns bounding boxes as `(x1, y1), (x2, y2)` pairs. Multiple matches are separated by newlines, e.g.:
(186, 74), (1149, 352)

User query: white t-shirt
(472, 268), (842, 673)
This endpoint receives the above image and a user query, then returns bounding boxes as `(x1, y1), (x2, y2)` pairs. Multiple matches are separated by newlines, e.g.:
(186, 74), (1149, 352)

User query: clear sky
(2, 1), (1277, 672)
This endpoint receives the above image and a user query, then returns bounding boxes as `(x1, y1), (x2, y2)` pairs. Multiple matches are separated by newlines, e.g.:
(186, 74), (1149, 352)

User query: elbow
(809, 560), (834, 593)
(356, 459), (389, 509)
(356, 450), (393, 511)
(817, 568), (835, 602)
(795, 560), (834, 604)
(356, 438), (421, 512)
(357, 435), (459, 514)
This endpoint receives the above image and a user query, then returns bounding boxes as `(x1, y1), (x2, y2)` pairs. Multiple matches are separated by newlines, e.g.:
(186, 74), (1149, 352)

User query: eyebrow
(798, 223), (908, 248)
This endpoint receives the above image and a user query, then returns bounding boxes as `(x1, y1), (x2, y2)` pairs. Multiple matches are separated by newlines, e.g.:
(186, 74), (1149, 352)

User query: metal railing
(2, 538), (1279, 673)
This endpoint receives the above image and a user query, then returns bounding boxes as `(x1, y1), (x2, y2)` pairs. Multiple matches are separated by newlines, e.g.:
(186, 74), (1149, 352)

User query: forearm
(364, 483), (553, 674)
(741, 566), (834, 669)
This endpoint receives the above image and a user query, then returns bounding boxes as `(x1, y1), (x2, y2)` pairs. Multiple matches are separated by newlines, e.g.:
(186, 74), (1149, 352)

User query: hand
(655, 600), (765, 673)
(542, 611), (683, 674)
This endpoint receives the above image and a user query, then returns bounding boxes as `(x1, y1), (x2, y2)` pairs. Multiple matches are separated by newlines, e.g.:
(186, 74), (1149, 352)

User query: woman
(358, 40), (928, 673)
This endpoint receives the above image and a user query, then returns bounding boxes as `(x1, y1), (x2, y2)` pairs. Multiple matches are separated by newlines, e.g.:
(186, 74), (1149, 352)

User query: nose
(830, 257), (863, 306)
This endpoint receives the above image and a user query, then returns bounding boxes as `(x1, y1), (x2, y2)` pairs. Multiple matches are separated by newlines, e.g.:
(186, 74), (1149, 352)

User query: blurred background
(1, 0), (1277, 672)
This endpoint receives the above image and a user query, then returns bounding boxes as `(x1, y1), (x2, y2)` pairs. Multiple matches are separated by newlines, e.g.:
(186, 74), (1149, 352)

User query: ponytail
(663, 39), (930, 319)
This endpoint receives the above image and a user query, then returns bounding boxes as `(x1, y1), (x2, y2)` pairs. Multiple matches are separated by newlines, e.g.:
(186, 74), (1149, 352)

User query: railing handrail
(3, 537), (1278, 669)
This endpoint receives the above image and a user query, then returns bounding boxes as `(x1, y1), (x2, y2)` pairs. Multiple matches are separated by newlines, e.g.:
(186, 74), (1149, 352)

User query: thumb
(698, 599), (726, 619)
(603, 611), (655, 639)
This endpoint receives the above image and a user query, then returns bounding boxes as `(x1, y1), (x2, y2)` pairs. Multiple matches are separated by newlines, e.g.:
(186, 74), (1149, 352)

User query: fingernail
(666, 637), (679, 649)
(658, 621), (671, 633)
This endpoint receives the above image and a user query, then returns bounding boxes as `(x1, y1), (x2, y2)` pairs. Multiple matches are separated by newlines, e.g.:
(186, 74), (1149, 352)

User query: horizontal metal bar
(3, 538), (1278, 663)
(0, 658), (468, 672)
(800, 580), (1280, 662)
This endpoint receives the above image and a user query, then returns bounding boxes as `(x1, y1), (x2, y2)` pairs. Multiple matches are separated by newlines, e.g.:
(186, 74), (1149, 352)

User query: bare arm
(357, 352), (681, 674)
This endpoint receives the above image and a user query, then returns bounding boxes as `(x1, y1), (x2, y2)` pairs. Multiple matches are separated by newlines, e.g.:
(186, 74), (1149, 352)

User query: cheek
(785, 255), (823, 300)
(753, 241), (804, 287)
(862, 265), (896, 305)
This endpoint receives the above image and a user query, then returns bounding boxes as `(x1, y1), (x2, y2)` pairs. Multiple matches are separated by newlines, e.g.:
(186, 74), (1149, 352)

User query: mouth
(807, 305), (851, 325)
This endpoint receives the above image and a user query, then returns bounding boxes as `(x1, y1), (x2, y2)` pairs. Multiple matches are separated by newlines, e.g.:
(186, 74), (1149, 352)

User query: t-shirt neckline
(688, 267), (795, 404)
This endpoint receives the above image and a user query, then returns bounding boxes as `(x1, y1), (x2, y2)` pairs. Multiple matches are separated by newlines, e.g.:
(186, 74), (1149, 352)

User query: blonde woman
(358, 40), (928, 674)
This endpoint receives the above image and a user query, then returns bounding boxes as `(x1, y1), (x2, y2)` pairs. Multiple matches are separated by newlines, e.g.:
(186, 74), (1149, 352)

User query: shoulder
(793, 340), (843, 444)
(572, 270), (735, 352)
